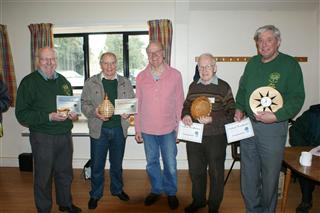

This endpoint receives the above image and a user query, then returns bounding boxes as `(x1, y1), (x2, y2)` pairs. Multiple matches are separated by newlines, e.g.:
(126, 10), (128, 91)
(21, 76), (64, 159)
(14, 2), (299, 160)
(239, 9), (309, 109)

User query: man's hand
(95, 108), (109, 121)
(182, 115), (193, 126)
(135, 132), (143, 144)
(234, 109), (244, 122)
(68, 111), (79, 121)
(197, 116), (212, 124)
(121, 113), (129, 119)
(50, 112), (68, 122)
(254, 111), (277, 124)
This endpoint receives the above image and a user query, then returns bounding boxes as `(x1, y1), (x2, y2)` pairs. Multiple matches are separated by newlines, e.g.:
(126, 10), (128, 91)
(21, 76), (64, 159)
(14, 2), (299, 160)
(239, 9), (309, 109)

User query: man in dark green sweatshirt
(234, 25), (305, 213)
(15, 47), (81, 213)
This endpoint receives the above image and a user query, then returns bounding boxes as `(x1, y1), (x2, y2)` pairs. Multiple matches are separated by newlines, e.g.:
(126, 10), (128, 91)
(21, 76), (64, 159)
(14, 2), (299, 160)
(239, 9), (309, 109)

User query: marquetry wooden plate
(249, 86), (283, 114)
(191, 96), (212, 119)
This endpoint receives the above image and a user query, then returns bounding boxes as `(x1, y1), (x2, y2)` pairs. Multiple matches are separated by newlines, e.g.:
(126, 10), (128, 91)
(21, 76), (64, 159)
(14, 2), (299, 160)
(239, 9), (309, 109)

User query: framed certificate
(114, 98), (137, 115)
(177, 121), (204, 143)
(56, 95), (81, 115)
(224, 117), (254, 143)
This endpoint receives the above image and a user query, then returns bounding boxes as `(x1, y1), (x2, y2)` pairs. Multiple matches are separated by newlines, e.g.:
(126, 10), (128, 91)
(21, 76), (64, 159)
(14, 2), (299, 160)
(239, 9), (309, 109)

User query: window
(54, 31), (148, 89)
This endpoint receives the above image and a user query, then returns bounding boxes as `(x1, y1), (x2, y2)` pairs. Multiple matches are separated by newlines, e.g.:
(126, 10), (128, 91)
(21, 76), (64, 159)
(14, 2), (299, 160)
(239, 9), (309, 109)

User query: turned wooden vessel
(190, 96), (212, 119)
(98, 95), (114, 118)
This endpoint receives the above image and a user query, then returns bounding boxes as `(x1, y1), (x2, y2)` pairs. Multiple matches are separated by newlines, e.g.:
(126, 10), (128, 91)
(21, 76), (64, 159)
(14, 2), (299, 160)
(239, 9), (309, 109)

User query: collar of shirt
(197, 75), (218, 85)
(101, 72), (117, 80)
(37, 69), (58, 80)
(147, 63), (170, 79)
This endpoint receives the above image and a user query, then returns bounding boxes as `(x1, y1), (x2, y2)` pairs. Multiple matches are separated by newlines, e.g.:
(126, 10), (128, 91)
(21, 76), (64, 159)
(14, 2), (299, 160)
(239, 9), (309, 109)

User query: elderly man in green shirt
(16, 47), (81, 213)
(234, 25), (305, 213)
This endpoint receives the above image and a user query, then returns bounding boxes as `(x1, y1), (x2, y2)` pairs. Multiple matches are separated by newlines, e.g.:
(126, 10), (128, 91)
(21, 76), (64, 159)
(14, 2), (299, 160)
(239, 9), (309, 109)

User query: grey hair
(37, 47), (57, 58)
(100, 52), (117, 64)
(254, 25), (281, 42)
(146, 40), (164, 52)
(197, 53), (216, 66)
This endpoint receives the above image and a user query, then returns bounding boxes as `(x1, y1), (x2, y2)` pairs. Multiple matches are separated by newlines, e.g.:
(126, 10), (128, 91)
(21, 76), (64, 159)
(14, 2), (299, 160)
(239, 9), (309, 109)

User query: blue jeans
(90, 127), (125, 199)
(142, 131), (177, 196)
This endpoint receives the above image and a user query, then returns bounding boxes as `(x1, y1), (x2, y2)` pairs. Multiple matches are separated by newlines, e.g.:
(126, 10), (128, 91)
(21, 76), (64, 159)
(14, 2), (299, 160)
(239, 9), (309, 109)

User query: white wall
(1, 0), (319, 169)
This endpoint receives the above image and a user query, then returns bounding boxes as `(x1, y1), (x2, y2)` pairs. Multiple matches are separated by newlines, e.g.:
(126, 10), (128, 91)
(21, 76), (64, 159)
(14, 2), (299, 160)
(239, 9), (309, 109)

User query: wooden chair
(224, 141), (241, 185)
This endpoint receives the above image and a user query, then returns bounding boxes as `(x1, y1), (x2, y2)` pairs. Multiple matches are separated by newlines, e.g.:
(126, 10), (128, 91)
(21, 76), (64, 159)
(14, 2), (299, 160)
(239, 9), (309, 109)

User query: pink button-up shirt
(135, 64), (184, 135)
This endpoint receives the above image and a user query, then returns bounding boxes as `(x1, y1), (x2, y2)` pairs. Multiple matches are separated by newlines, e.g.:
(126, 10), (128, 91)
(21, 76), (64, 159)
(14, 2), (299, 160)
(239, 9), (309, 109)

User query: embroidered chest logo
(62, 84), (71, 96)
(268, 72), (280, 88)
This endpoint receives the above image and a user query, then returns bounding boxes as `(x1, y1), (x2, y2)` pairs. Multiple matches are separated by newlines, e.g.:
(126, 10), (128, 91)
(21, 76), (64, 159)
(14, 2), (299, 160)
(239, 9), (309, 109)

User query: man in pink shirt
(135, 41), (184, 210)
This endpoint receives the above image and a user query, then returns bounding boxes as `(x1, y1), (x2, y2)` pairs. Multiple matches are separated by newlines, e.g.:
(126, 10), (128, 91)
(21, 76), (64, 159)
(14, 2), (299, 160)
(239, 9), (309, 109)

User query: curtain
(0, 25), (17, 107)
(148, 19), (173, 65)
(28, 23), (54, 72)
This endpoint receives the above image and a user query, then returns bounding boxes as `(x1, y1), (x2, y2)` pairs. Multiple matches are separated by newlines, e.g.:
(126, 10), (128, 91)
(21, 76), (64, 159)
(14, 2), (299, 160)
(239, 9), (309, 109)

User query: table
(21, 120), (135, 137)
(281, 146), (320, 213)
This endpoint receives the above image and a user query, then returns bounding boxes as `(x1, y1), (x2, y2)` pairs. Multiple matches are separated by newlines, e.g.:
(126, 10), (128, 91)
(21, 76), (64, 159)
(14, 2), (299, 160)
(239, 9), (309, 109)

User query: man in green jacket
(289, 104), (320, 213)
(15, 47), (81, 213)
(234, 25), (305, 213)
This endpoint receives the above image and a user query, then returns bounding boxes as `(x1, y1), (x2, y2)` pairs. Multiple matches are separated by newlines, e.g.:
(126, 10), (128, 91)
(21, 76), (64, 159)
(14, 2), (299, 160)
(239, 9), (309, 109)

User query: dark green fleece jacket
(15, 71), (73, 135)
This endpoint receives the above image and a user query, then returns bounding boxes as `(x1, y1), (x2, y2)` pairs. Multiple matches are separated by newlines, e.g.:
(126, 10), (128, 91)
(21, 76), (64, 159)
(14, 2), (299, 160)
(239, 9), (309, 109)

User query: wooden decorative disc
(191, 96), (212, 119)
(249, 86), (283, 114)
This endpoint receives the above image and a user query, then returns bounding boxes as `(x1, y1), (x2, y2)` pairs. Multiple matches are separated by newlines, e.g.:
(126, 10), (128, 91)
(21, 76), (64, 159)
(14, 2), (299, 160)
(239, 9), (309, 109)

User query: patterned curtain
(0, 25), (17, 107)
(28, 23), (54, 72)
(148, 19), (173, 65)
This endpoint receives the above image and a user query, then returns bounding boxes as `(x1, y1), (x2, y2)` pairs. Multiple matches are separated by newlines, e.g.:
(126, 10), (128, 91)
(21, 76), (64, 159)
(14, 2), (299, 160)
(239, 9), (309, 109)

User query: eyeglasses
(101, 61), (116, 66)
(198, 64), (215, 71)
(39, 57), (56, 63)
(147, 50), (163, 58)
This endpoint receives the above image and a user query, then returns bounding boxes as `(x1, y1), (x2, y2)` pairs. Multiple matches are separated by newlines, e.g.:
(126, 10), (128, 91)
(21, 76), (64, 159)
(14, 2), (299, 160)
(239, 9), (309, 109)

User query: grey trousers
(240, 119), (288, 213)
(186, 134), (227, 211)
(30, 132), (74, 213)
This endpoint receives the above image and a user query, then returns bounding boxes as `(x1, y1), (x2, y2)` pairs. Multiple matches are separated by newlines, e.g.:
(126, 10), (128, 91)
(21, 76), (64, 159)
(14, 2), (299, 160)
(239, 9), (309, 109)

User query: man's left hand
(254, 111), (277, 124)
(68, 111), (79, 121)
(197, 116), (212, 124)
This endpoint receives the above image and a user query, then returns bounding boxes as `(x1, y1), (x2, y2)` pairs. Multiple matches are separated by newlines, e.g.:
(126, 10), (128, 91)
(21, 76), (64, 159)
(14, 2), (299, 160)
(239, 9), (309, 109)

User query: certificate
(114, 98), (137, 115)
(177, 121), (204, 143)
(56, 95), (81, 115)
(224, 117), (254, 143)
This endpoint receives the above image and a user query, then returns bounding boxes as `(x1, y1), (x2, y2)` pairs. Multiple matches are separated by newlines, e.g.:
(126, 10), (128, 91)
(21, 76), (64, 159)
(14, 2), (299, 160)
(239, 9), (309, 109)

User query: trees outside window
(54, 31), (148, 89)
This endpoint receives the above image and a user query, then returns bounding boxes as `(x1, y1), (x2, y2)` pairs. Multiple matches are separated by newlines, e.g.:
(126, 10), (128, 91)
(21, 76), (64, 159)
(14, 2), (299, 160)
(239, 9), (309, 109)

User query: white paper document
(114, 98), (137, 115)
(56, 95), (81, 115)
(224, 117), (254, 143)
(177, 121), (204, 143)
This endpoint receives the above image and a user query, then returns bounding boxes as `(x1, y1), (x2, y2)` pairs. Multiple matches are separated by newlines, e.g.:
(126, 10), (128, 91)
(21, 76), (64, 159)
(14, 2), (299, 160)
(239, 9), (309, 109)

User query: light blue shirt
(197, 75), (218, 85)
(37, 69), (58, 80)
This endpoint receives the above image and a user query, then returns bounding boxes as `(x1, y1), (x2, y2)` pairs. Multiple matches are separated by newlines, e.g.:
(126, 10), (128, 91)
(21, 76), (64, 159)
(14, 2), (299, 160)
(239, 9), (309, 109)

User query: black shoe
(88, 198), (98, 210)
(168, 195), (179, 209)
(113, 191), (130, 201)
(296, 202), (312, 213)
(144, 193), (161, 206)
(59, 204), (81, 213)
(184, 202), (206, 213)
(208, 208), (219, 213)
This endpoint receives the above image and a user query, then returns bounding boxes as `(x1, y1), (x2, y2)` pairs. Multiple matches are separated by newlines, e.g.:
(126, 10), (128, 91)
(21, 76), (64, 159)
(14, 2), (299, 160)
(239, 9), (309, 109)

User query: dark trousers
(186, 134), (227, 210)
(298, 175), (317, 203)
(30, 132), (73, 213)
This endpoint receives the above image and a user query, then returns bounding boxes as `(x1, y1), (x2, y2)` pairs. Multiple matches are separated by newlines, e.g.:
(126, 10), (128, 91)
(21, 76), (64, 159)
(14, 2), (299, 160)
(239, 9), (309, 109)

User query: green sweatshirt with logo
(15, 71), (73, 134)
(235, 52), (305, 121)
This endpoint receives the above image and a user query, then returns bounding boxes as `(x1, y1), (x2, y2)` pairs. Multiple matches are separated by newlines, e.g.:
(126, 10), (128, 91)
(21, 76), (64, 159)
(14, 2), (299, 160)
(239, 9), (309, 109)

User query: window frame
(54, 31), (148, 89)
